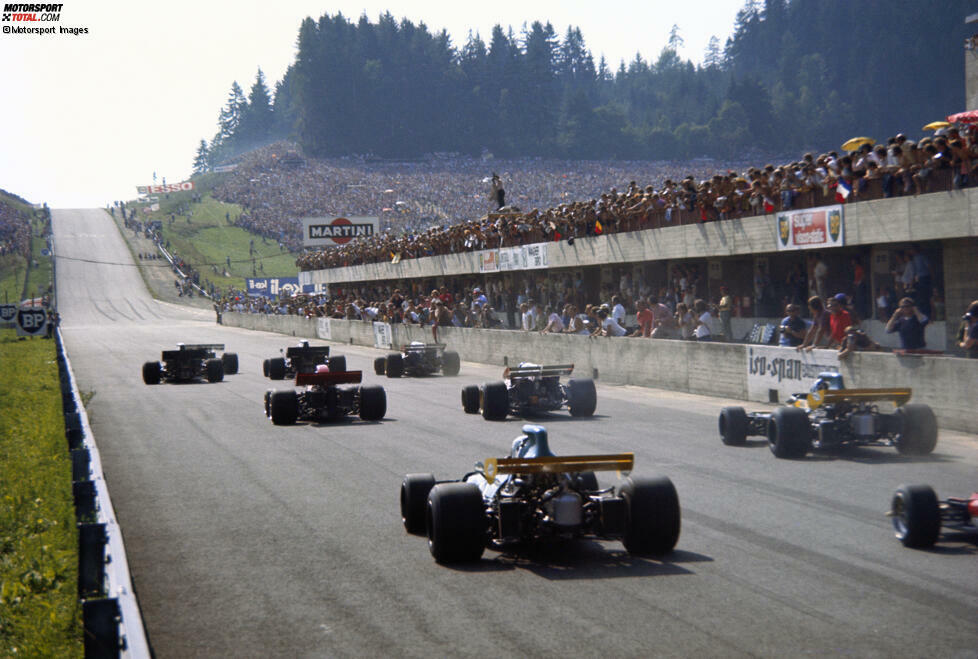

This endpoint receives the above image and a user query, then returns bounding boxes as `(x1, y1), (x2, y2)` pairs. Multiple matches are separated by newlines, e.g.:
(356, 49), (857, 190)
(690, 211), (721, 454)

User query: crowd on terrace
(0, 200), (32, 259)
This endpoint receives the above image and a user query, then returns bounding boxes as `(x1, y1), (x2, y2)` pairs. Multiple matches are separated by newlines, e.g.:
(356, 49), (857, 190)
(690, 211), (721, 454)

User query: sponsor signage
(372, 321), (392, 349)
(745, 345), (839, 404)
(246, 277), (300, 298)
(136, 182), (195, 194)
(317, 317), (332, 341)
(0, 303), (17, 326)
(489, 242), (550, 272)
(479, 250), (498, 273)
(776, 205), (844, 251)
(302, 216), (379, 247)
(16, 307), (48, 336)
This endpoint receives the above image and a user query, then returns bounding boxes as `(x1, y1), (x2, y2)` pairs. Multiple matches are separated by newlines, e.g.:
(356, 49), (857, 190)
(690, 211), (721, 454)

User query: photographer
(885, 297), (929, 350)
(958, 306), (978, 358)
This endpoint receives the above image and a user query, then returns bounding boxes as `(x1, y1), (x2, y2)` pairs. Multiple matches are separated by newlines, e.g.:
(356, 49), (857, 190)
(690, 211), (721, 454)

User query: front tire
(386, 353), (403, 378)
(461, 385), (480, 413)
(373, 357), (386, 375)
(767, 407), (810, 459)
(358, 385), (387, 421)
(719, 407), (749, 446)
(269, 390), (299, 425)
(205, 358), (224, 383)
(442, 350), (460, 376)
(142, 361), (162, 385)
(328, 355), (347, 373)
(427, 483), (485, 563)
(567, 378), (597, 417)
(268, 357), (287, 380)
(481, 381), (509, 420)
(618, 475), (681, 555)
(891, 484), (940, 548)
(222, 352), (239, 375)
(401, 474), (436, 534)
(895, 404), (938, 455)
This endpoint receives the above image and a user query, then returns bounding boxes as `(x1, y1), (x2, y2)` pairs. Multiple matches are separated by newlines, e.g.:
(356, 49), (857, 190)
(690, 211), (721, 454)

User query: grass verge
(0, 328), (82, 656)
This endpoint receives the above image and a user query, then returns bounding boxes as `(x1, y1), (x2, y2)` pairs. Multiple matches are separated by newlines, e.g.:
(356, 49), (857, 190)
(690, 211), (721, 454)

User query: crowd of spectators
(0, 199), (33, 259)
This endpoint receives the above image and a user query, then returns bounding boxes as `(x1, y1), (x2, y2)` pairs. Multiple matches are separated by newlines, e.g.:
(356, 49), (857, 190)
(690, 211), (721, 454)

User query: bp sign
(16, 308), (48, 336)
(0, 304), (16, 325)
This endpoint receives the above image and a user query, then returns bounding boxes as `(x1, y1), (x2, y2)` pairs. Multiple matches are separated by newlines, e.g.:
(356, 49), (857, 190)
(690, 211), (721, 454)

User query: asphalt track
(53, 208), (978, 658)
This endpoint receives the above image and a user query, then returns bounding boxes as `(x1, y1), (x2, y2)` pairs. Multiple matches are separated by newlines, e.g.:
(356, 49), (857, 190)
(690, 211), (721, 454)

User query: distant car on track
(400, 423), (680, 563)
(462, 363), (596, 420)
(143, 343), (238, 384)
(718, 372), (937, 458)
(264, 366), (386, 425)
(889, 484), (978, 548)
(374, 342), (460, 378)
(262, 340), (345, 380)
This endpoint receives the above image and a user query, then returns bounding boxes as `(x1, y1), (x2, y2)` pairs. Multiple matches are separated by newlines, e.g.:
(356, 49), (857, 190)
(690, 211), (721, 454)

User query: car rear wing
(505, 364), (574, 379)
(179, 343), (225, 351)
(295, 370), (363, 386)
(483, 453), (633, 483)
(285, 346), (331, 359)
(808, 387), (912, 409)
(401, 343), (442, 353)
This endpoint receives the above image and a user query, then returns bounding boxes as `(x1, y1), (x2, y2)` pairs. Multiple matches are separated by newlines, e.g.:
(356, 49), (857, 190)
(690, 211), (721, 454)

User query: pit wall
(225, 312), (977, 435)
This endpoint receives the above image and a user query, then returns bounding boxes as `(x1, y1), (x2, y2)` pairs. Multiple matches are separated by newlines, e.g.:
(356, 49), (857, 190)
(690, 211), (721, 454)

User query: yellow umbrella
(923, 121), (951, 131)
(841, 136), (875, 152)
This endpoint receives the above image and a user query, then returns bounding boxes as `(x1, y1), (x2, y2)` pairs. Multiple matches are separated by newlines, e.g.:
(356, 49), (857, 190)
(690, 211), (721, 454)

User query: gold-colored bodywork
(483, 453), (634, 484)
(797, 388), (913, 411)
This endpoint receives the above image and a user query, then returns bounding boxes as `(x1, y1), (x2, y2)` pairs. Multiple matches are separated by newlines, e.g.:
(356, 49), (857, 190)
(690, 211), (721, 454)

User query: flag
(763, 197), (775, 213)
(835, 178), (852, 203)
(594, 220), (603, 235)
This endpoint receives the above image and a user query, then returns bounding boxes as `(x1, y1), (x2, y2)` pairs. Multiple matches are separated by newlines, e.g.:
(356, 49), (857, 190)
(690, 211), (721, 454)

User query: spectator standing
(717, 286), (734, 341)
(826, 295), (853, 348)
(610, 295), (627, 328)
(909, 245), (932, 317)
(813, 254), (828, 301)
(675, 302), (695, 340)
(778, 304), (808, 347)
(693, 299), (713, 341)
(838, 326), (880, 359)
(851, 257), (870, 319)
(632, 298), (654, 337)
(876, 286), (893, 321)
(800, 296), (831, 351)
(958, 307), (978, 358)
(648, 295), (676, 338)
(885, 297), (929, 349)
(490, 173), (505, 210)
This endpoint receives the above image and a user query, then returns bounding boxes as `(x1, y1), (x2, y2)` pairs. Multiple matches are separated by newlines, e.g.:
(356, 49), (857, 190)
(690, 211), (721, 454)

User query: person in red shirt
(826, 295), (853, 347)
(630, 298), (654, 337)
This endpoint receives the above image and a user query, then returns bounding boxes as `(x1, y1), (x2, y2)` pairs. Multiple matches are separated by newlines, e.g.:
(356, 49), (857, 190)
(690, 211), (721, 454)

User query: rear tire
(269, 390), (299, 425)
(568, 378), (597, 417)
(895, 404), (938, 455)
(891, 484), (940, 548)
(373, 357), (386, 375)
(618, 476), (681, 555)
(327, 355), (347, 373)
(222, 352), (239, 375)
(481, 381), (509, 420)
(767, 407), (810, 459)
(719, 407), (749, 446)
(142, 361), (161, 385)
(268, 357), (287, 380)
(358, 385), (387, 421)
(461, 385), (480, 413)
(263, 359), (270, 377)
(263, 390), (272, 417)
(427, 483), (485, 563)
(401, 473), (436, 534)
(386, 353), (403, 378)
(442, 350), (460, 376)
(205, 358), (224, 383)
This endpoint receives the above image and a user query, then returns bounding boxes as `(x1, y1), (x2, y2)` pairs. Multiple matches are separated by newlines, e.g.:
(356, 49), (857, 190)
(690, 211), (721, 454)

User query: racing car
(889, 484), (978, 548)
(142, 343), (239, 384)
(374, 342), (460, 378)
(400, 424), (680, 563)
(718, 372), (937, 459)
(263, 365), (386, 425)
(462, 363), (596, 420)
(262, 340), (346, 380)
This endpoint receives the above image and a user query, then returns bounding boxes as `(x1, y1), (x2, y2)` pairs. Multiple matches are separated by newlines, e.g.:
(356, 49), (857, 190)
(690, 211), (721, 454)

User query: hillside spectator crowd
(0, 199), (34, 259)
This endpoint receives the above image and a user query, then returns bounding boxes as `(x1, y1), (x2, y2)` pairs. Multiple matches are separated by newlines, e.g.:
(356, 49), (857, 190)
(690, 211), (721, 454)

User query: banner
(746, 345), (839, 404)
(302, 216), (379, 247)
(495, 243), (549, 271)
(373, 322), (392, 349)
(317, 317), (332, 341)
(136, 182), (194, 194)
(776, 205), (844, 251)
(479, 250), (499, 273)
(246, 277), (300, 298)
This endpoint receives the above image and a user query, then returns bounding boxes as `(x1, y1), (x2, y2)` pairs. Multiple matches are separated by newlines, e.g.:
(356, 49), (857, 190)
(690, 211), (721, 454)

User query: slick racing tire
(358, 385), (387, 421)
(222, 352), (239, 375)
(481, 381), (509, 420)
(895, 404), (938, 455)
(263, 390), (272, 418)
(263, 359), (270, 377)
(767, 407), (810, 459)
(719, 407), (749, 446)
(461, 385), (480, 414)
(401, 473), (436, 535)
(327, 355), (347, 373)
(441, 350), (461, 376)
(891, 484), (940, 548)
(269, 390), (299, 425)
(142, 361), (162, 385)
(205, 358), (225, 383)
(268, 357), (287, 380)
(374, 357), (386, 376)
(385, 353), (404, 378)
(427, 483), (485, 563)
(567, 378), (597, 417)
(618, 475), (681, 556)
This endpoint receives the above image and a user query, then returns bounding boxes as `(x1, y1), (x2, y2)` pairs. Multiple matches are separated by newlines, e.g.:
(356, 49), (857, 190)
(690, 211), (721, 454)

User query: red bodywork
(296, 370), (363, 387)
(968, 493), (978, 519)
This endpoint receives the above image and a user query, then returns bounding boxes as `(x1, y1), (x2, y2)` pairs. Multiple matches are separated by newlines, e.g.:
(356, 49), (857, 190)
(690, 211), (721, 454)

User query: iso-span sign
(302, 216), (379, 248)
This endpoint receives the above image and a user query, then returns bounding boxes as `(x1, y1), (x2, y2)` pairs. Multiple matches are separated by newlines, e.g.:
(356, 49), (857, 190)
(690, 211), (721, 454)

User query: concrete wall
(225, 312), (977, 434)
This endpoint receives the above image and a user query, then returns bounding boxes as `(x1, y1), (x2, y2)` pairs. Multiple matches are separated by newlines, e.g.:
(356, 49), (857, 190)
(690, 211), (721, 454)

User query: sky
(0, 0), (745, 208)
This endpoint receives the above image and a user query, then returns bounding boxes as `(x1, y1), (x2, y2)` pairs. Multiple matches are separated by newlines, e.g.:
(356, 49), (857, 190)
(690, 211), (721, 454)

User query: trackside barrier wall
(224, 312), (978, 434)
(55, 329), (150, 658)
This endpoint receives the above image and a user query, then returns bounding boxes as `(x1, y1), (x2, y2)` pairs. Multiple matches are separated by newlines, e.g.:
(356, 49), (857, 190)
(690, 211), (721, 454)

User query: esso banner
(776, 205), (844, 251)
(302, 216), (378, 247)
(136, 182), (195, 194)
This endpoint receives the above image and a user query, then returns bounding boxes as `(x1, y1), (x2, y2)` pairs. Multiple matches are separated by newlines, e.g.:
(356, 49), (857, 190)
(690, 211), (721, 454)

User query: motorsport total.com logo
(2, 3), (88, 35)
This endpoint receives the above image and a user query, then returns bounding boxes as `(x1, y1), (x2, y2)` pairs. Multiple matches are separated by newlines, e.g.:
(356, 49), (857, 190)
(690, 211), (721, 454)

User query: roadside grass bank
(0, 328), (82, 657)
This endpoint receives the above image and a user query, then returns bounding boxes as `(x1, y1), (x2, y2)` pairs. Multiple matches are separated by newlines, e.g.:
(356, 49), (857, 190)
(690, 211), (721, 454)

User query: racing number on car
(17, 309), (48, 336)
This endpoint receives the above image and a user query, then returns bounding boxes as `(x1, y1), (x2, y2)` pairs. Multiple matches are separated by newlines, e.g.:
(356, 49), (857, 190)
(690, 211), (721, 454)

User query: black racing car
(264, 368), (386, 425)
(374, 342), (460, 378)
(143, 343), (239, 384)
(400, 424), (680, 564)
(462, 363), (596, 420)
(263, 340), (346, 380)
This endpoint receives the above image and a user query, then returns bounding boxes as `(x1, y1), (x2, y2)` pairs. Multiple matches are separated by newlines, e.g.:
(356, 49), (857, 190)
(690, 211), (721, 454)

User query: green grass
(128, 175), (298, 293)
(0, 252), (27, 304)
(25, 222), (54, 303)
(0, 328), (82, 657)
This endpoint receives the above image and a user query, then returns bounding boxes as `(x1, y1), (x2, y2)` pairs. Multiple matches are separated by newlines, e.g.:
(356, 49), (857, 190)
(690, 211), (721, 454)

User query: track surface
(53, 208), (978, 657)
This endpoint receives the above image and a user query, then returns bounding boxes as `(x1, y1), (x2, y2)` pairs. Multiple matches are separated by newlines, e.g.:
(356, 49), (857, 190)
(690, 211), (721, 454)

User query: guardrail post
(65, 411), (83, 449)
(78, 522), (107, 599)
(72, 480), (97, 521)
(71, 447), (91, 482)
(82, 597), (121, 658)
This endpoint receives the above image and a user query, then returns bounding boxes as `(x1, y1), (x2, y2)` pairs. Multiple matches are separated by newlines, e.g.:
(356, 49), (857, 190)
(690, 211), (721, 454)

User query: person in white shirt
(540, 306), (565, 333)
(596, 309), (627, 337)
(610, 295), (627, 327)
(693, 299), (713, 341)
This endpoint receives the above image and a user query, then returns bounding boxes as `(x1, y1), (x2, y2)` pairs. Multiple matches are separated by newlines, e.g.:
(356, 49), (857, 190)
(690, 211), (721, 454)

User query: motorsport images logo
(2, 3), (89, 36)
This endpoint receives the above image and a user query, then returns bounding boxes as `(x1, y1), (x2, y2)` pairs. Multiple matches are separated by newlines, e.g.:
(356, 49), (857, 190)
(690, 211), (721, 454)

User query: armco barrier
(224, 312), (977, 434)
